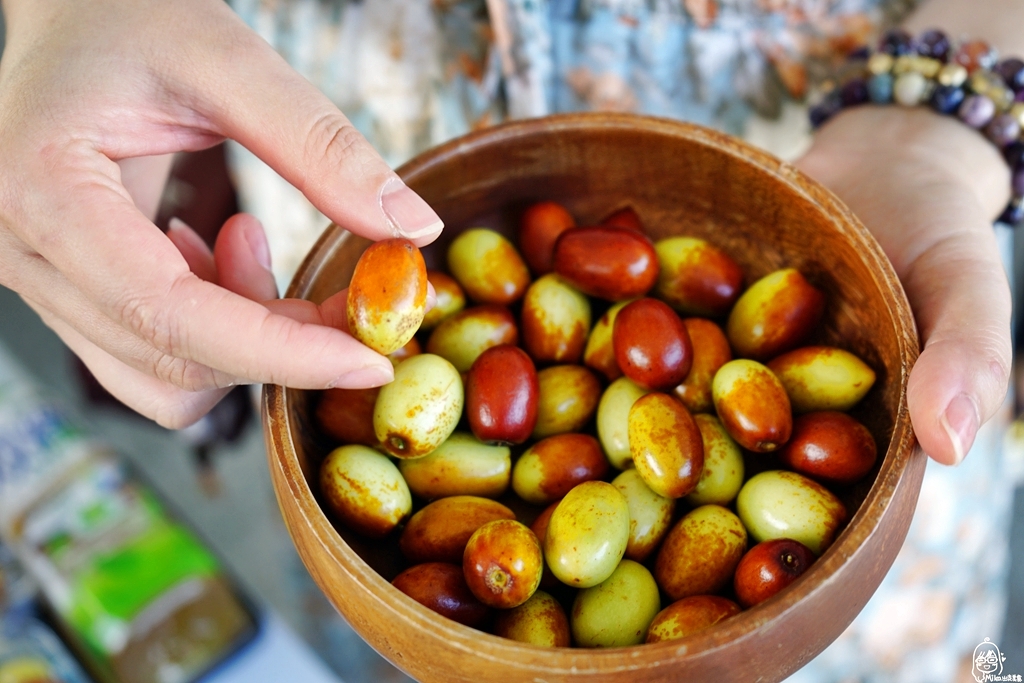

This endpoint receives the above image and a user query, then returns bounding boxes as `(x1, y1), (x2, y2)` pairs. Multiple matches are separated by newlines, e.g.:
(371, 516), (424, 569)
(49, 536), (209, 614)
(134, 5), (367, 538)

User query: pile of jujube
(315, 201), (879, 648)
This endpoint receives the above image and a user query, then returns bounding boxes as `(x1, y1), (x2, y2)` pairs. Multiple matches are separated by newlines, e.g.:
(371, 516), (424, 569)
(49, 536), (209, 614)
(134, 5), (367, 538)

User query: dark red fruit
(779, 411), (877, 485)
(466, 344), (539, 445)
(613, 298), (693, 390)
(392, 562), (491, 627)
(733, 539), (816, 608)
(519, 201), (576, 275)
(600, 206), (644, 232)
(553, 227), (658, 301)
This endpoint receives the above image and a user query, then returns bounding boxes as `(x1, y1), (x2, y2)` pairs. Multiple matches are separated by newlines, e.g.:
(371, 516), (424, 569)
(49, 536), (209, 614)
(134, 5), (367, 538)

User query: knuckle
(149, 352), (225, 393)
(117, 274), (193, 358)
(119, 293), (177, 355)
(304, 112), (368, 178)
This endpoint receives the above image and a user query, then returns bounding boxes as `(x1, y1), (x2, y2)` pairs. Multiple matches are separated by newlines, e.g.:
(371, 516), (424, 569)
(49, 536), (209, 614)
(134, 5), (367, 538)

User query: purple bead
(1005, 141), (1024, 170)
(847, 46), (871, 62)
(1017, 90), (1024, 103)
(1014, 167), (1024, 197)
(931, 85), (966, 114)
(959, 94), (997, 128)
(995, 58), (1024, 92)
(878, 29), (914, 57)
(840, 79), (870, 106)
(998, 196), (1024, 226)
(810, 93), (843, 128)
(915, 29), (951, 61)
(986, 114), (1022, 148)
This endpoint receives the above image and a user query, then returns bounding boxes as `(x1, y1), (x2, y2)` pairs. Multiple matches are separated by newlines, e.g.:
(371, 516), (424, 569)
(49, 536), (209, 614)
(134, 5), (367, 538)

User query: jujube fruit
(347, 238), (428, 355)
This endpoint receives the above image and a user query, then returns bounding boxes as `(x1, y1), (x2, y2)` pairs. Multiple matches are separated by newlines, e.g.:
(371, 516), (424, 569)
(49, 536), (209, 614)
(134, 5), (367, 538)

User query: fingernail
(167, 217), (211, 252)
(940, 393), (980, 465)
(331, 363), (394, 389)
(426, 282), (437, 312)
(380, 177), (444, 241)
(243, 219), (273, 272)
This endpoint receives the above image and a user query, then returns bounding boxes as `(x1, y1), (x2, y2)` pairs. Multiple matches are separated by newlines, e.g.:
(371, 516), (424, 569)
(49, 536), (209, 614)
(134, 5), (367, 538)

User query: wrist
(801, 106), (1010, 220)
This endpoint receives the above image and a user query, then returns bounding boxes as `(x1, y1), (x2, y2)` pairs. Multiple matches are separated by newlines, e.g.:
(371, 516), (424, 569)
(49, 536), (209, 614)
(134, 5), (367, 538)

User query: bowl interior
(265, 114), (922, 683)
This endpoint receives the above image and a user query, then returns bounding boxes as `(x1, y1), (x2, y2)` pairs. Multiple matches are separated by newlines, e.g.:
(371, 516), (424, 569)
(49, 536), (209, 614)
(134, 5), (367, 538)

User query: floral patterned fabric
(227, 0), (923, 288)
(225, 2), (1017, 681)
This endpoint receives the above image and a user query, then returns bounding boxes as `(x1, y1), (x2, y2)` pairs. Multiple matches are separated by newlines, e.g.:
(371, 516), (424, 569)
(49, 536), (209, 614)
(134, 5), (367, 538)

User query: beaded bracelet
(809, 28), (1024, 227)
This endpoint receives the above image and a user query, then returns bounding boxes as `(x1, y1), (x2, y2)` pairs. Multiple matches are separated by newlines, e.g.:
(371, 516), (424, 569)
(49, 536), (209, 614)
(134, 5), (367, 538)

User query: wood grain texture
(263, 113), (923, 683)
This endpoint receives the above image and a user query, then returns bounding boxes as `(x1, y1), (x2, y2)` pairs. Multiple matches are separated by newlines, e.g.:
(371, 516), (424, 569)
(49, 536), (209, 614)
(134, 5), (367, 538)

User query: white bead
(894, 72), (928, 106)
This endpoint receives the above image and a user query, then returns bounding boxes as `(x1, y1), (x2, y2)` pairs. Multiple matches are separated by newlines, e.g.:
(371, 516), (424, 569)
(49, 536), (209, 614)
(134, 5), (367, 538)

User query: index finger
(18, 158), (394, 389)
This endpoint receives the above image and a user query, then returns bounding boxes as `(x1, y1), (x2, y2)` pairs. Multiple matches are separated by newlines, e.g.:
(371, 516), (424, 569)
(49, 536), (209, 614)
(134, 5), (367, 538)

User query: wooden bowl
(263, 113), (923, 682)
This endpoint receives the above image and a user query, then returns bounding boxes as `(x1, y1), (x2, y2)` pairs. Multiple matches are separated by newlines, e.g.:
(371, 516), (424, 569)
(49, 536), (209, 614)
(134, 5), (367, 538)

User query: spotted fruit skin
(733, 539), (816, 608)
(712, 359), (792, 452)
(767, 346), (876, 413)
(463, 519), (543, 608)
(521, 274), (592, 363)
(398, 432), (510, 499)
(553, 226), (659, 301)
(611, 468), (675, 562)
(654, 237), (743, 316)
(533, 365), (601, 439)
(726, 268), (825, 360)
(399, 496), (516, 564)
(736, 470), (847, 555)
(600, 206), (644, 232)
(319, 445), (412, 538)
(466, 345), (539, 445)
(530, 501), (561, 590)
(392, 562), (490, 627)
(685, 414), (744, 507)
(447, 228), (531, 305)
(654, 505), (748, 600)
(571, 560), (661, 648)
(494, 590), (571, 648)
(596, 377), (649, 469)
(421, 270), (466, 330)
(673, 318), (732, 414)
(388, 337), (421, 366)
(645, 596), (741, 643)
(628, 393), (704, 499)
(426, 305), (519, 372)
(347, 238), (427, 355)
(512, 433), (609, 505)
(583, 300), (630, 381)
(613, 298), (693, 390)
(779, 411), (877, 485)
(315, 387), (380, 446)
(544, 481), (630, 588)
(519, 201), (576, 275)
(373, 353), (464, 458)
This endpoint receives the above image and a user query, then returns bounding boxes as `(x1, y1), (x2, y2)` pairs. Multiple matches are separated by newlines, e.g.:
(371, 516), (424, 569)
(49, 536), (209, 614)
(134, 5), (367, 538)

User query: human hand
(796, 106), (1012, 465)
(0, 0), (443, 428)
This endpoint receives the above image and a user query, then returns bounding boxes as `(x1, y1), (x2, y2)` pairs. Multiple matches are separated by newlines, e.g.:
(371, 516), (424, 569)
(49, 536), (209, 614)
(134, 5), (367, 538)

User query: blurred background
(3, 6), (1024, 683)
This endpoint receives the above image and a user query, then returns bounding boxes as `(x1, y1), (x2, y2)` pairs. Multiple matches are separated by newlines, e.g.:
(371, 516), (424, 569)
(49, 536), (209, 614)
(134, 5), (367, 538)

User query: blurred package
(0, 344), (257, 683)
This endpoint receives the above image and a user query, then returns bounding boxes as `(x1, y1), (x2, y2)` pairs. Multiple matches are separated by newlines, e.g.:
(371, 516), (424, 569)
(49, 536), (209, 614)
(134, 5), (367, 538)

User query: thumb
(185, 15), (443, 245)
(903, 228), (1012, 465)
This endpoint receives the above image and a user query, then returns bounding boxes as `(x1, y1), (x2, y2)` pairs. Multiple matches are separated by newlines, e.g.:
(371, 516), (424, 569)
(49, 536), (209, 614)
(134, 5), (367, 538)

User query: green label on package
(19, 460), (220, 659)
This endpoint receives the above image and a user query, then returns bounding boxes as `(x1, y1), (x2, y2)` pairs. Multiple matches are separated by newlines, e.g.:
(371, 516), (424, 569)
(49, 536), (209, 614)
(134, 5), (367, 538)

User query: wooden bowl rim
(264, 112), (920, 673)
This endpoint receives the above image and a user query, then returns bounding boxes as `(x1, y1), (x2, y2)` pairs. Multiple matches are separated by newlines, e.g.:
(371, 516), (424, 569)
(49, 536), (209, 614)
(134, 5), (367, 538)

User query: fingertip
(167, 217), (218, 283)
(938, 393), (980, 466)
(380, 178), (443, 246)
(330, 362), (394, 389)
(426, 282), (437, 312)
(907, 341), (1005, 466)
(214, 214), (279, 302)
